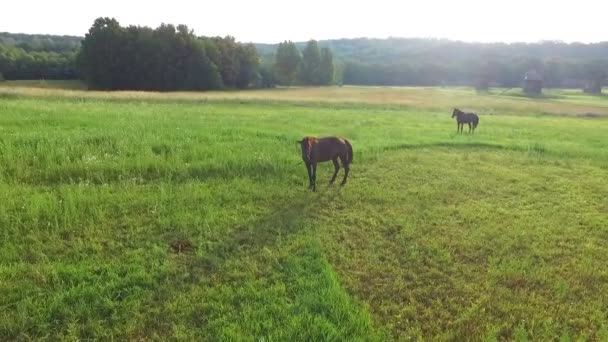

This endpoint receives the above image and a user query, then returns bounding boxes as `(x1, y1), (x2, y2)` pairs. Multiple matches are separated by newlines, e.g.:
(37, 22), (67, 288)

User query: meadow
(0, 84), (607, 340)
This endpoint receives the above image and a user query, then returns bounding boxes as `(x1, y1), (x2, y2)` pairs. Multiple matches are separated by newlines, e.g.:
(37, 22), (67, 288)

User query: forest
(1, 21), (607, 91)
(0, 32), (79, 80)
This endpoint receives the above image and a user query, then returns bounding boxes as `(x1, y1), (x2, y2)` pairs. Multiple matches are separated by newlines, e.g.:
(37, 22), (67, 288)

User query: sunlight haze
(2, 0), (606, 43)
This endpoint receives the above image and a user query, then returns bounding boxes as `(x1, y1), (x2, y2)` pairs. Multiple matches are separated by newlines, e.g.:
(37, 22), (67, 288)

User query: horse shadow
(179, 190), (341, 279)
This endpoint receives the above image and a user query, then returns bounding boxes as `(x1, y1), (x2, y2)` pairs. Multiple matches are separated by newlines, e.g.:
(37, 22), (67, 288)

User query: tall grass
(1, 84), (608, 116)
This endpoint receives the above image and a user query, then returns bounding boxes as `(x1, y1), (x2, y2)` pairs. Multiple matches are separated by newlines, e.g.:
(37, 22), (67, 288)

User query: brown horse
(452, 108), (479, 133)
(298, 136), (352, 192)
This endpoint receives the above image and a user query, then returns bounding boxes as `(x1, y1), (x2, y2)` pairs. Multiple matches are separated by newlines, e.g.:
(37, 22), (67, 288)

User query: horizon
(2, 0), (607, 45)
(2, 31), (607, 46)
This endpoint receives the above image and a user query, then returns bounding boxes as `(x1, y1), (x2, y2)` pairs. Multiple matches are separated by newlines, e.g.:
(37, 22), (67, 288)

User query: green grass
(0, 87), (607, 340)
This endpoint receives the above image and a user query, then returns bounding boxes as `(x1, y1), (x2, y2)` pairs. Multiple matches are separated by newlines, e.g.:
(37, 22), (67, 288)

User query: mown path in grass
(0, 95), (607, 340)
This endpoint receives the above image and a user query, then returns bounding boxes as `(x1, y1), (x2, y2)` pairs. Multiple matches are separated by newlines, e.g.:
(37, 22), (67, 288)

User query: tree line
(340, 57), (608, 91)
(258, 38), (608, 91)
(1, 19), (336, 90)
(1, 32), (81, 52)
(2, 24), (607, 92)
(0, 42), (78, 80)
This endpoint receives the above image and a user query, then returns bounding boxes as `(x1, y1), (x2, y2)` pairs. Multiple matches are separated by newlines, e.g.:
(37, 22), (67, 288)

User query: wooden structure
(583, 79), (602, 94)
(523, 70), (543, 95)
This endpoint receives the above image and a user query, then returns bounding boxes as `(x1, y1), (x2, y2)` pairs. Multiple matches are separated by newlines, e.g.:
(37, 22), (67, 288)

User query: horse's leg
(305, 162), (313, 189)
(329, 157), (340, 185)
(311, 163), (317, 192)
(468, 122), (472, 133)
(340, 161), (350, 186)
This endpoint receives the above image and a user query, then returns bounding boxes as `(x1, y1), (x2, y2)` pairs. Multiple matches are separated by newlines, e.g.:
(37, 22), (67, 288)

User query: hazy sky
(2, 0), (606, 43)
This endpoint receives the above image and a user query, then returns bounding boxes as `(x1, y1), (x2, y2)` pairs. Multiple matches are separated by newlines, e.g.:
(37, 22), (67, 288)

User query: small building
(523, 70), (543, 95)
(583, 79), (602, 95)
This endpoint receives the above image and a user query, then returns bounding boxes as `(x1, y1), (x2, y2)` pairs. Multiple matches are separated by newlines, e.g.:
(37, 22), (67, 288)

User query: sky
(1, 0), (606, 43)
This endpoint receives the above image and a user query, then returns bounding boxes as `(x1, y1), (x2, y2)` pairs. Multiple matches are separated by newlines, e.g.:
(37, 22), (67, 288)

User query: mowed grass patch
(317, 148), (608, 340)
(0, 89), (607, 340)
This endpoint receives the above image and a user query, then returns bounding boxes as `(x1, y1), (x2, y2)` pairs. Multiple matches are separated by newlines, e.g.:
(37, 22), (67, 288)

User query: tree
(466, 58), (497, 91)
(77, 18), (223, 91)
(258, 63), (277, 88)
(300, 40), (321, 84)
(210, 36), (240, 88)
(77, 17), (127, 89)
(583, 59), (608, 94)
(201, 38), (221, 71)
(236, 43), (260, 89)
(544, 58), (567, 88)
(274, 41), (301, 86)
(319, 47), (334, 85)
(181, 38), (223, 90)
(199, 36), (260, 89)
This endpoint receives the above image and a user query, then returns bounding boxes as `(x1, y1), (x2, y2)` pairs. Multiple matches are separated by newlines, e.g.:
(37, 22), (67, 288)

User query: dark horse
(298, 136), (352, 192)
(452, 108), (479, 133)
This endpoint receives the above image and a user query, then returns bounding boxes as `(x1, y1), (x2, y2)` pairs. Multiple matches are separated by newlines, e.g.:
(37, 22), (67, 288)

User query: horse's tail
(473, 115), (479, 128)
(344, 139), (353, 164)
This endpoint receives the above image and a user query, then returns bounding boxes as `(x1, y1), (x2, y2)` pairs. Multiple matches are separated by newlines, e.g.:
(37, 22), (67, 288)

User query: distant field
(2, 81), (608, 117)
(0, 80), (87, 90)
(0, 85), (607, 340)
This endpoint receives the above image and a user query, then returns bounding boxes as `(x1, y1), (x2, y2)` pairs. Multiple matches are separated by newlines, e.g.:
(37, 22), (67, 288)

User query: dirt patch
(169, 239), (195, 254)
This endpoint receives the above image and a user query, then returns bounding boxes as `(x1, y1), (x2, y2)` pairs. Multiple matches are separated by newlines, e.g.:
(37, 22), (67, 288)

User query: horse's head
(452, 108), (461, 118)
(297, 136), (316, 162)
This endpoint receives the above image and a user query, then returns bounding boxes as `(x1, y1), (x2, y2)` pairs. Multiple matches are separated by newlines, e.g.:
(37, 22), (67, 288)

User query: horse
(298, 136), (352, 192)
(452, 108), (479, 134)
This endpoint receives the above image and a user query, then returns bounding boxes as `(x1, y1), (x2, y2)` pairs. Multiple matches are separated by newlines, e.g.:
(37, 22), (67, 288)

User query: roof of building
(524, 70), (543, 81)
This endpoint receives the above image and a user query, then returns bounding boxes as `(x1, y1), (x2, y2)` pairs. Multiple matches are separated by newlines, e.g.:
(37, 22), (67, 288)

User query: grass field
(1, 85), (607, 340)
